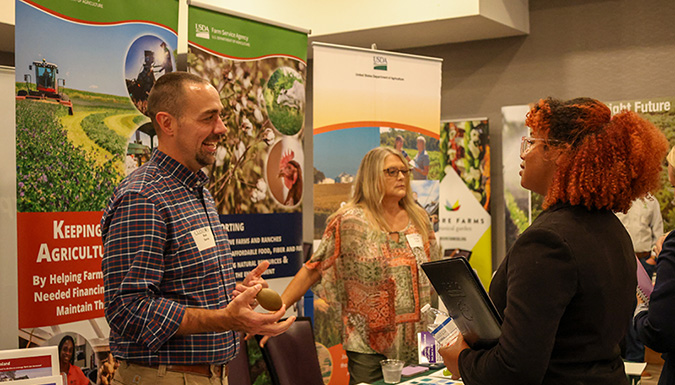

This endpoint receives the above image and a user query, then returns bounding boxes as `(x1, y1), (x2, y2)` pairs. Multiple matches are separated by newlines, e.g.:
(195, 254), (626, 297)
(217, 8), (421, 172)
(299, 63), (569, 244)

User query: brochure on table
(355, 369), (464, 384)
(10, 376), (63, 385)
(0, 346), (59, 381)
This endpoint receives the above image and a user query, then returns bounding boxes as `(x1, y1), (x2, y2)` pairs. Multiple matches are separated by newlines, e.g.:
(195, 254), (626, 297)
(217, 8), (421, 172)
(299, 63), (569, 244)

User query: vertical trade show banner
(15, 0), (177, 376)
(313, 42), (441, 385)
(502, 97), (675, 252)
(501, 105), (532, 253)
(438, 119), (492, 285)
(187, 3), (307, 284)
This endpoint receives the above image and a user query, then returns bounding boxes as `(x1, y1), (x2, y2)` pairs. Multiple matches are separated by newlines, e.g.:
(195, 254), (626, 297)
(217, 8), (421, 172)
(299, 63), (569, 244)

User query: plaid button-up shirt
(101, 150), (237, 365)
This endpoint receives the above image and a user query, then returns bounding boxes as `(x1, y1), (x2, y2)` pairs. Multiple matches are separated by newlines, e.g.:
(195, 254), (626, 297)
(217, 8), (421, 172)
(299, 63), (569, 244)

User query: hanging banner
(14, 0), (178, 378)
(313, 42), (442, 385)
(186, 4), (307, 281)
(439, 119), (492, 285)
(502, 96), (675, 252)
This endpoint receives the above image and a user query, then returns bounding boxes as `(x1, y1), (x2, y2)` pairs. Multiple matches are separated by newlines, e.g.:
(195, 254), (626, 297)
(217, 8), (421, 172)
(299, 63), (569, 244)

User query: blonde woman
(278, 146), (438, 384)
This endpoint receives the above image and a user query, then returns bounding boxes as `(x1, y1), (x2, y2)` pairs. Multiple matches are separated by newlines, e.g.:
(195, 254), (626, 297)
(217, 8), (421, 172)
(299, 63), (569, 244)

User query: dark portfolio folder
(421, 257), (502, 349)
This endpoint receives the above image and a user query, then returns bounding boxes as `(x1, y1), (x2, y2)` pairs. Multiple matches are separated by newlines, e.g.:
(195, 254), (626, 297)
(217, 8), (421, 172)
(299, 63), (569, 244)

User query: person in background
(394, 135), (411, 162)
(101, 72), (293, 385)
(58, 335), (89, 385)
(440, 97), (668, 384)
(615, 194), (663, 367)
(412, 136), (430, 180)
(616, 195), (663, 278)
(633, 145), (675, 385)
(271, 147), (439, 384)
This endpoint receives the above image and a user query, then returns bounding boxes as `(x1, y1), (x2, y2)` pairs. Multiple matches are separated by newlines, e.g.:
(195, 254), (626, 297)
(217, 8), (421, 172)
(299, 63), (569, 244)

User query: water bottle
(421, 303), (459, 347)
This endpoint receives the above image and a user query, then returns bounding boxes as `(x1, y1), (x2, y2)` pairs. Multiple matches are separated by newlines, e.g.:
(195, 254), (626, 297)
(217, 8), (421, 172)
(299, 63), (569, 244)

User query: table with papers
(366, 368), (463, 385)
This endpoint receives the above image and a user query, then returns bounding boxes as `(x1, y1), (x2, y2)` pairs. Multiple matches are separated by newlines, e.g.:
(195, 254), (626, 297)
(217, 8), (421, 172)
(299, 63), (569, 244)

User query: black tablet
(421, 257), (502, 349)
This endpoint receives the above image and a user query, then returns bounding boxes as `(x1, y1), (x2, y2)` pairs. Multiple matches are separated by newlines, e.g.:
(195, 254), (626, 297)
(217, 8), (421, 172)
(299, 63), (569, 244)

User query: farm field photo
(15, 88), (142, 212)
(14, 1), (177, 212)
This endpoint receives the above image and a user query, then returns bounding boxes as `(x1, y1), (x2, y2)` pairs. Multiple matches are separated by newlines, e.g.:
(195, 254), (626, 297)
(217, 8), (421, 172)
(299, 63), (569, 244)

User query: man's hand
(232, 261), (271, 306)
(224, 284), (295, 337)
(438, 334), (470, 380)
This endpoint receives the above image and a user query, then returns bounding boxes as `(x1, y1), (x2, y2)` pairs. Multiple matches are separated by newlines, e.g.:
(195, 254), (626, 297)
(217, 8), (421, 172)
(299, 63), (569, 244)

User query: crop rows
(16, 100), (121, 212)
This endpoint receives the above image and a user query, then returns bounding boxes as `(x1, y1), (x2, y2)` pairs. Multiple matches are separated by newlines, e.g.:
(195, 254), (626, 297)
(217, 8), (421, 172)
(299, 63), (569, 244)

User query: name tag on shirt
(191, 226), (216, 251)
(406, 233), (424, 250)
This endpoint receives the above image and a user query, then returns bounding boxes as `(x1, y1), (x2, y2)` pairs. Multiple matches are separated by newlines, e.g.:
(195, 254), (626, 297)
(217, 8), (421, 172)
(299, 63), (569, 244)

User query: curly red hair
(526, 97), (668, 213)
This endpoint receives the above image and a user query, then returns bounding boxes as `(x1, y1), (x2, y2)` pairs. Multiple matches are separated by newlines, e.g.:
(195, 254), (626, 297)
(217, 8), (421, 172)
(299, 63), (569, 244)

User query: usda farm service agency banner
(187, 4), (308, 282)
(14, 0), (177, 366)
(312, 43), (442, 385)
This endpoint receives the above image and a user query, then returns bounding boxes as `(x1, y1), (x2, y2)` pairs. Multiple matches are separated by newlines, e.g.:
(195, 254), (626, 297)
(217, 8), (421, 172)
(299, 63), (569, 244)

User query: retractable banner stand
(313, 42), (442, 385)
(186, 3), (308, 282)
(186, 7), (307, 383)
(502, 97), (675, 250)
(439, 119), (492, 285)
(14, 0), (177, 377)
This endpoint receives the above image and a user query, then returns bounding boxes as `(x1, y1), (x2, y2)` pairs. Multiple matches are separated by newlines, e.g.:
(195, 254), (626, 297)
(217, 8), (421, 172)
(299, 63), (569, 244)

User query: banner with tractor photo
(14, 0), (177, 381)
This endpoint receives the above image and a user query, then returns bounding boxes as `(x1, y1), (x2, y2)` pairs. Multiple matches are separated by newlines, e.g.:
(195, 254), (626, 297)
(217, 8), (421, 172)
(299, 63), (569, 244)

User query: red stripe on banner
(188, 41), (307, 64)
(314, 121), (440, 139)
(0, 355), (53, 371)
(21, 0), (177, 33)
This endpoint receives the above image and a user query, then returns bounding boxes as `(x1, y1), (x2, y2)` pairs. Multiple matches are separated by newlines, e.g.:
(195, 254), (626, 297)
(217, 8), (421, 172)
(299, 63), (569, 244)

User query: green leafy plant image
(16, 100), (121, 212)
(188, 47), (305, 214)
(440, 121), (490, 209)
(264, 67), (305, 136)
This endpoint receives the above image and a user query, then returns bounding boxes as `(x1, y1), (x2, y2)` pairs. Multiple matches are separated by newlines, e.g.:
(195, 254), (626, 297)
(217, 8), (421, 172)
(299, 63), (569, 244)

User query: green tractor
(16, 59), (73, 115)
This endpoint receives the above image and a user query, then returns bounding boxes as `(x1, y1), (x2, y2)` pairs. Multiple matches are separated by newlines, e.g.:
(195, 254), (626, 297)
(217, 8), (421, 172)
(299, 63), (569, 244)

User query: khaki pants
(112, 361), (228, 385)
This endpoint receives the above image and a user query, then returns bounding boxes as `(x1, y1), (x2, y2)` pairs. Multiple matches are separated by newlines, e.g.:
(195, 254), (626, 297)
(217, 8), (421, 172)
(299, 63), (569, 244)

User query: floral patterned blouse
(306, 206), (439, 363)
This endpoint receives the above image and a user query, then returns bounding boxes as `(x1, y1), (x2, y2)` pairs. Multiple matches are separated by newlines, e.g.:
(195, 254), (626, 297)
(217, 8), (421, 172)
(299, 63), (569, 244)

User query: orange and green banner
(312, 42), (442, 385)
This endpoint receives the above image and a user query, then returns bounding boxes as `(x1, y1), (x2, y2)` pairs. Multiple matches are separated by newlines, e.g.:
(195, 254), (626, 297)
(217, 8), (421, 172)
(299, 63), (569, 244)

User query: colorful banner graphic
(187, 4), (307, 284)
(438, 119), (492, 285)
(313, 43), (442, 384)
(502, 97), (675, 252)
(15, 0), (178, 381)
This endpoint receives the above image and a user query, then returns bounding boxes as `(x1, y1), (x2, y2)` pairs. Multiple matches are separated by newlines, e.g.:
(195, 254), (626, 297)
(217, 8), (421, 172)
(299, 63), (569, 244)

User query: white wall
(0, 0), (14, 25)
(197, 0), (479, 36)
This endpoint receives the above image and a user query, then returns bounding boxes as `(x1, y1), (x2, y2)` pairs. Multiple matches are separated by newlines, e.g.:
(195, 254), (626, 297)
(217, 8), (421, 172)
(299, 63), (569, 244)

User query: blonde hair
(330, 147), (430, 239)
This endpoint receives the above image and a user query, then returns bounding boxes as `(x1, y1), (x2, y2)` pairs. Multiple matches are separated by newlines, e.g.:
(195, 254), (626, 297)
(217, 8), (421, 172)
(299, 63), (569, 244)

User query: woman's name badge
(406, 233), (424, 250)
(191, 226), (216, 251)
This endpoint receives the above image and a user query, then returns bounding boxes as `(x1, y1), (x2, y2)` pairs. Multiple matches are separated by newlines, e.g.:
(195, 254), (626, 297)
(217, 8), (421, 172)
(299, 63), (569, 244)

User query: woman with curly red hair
(440, 97), (668, 384)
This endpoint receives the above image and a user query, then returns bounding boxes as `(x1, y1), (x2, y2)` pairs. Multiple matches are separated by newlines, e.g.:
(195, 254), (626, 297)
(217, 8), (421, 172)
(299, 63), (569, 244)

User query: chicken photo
(278, 150), (302, 206)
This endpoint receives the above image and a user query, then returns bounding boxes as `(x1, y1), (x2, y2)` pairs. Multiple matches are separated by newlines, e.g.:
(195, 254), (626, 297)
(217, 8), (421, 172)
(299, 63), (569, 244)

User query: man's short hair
(146, 72), (210, 130)
(416, 136), (426, 144)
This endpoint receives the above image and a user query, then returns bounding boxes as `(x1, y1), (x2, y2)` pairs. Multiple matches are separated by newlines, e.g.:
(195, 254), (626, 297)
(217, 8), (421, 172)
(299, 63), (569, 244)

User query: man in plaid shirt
(101, 72), (294, 385)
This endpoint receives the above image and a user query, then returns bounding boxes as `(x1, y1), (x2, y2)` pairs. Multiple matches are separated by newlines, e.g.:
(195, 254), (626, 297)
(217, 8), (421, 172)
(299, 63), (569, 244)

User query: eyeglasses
(520, 136), (562, 156)
(383, 167), (411, 177)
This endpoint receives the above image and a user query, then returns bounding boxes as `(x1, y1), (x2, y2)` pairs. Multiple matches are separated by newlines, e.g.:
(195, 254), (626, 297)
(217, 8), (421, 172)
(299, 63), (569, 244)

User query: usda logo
(195, 23), (210, 39)
(373, 56), (387, 71)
